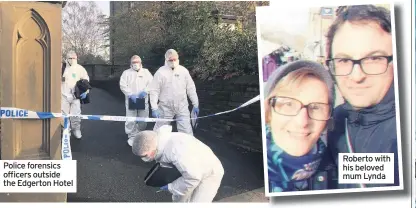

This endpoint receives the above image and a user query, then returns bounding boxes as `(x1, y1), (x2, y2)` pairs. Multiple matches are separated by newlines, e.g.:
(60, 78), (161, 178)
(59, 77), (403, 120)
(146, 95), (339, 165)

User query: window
(219, 22), (236, 31)
(128, 2), (134, 10)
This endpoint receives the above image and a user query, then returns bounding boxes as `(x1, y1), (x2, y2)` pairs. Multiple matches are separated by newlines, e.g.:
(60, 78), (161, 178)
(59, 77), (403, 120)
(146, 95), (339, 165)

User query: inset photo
(257, 3), (403, 196)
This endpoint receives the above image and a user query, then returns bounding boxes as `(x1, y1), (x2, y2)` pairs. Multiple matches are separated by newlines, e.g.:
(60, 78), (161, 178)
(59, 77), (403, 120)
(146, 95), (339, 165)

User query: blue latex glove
(152, 109), (160, 118)
(160, 185), (168, 191)
(138, 91), (147, 99)
(192, 106), (199, 115)
(80, 92), (88, 99)
(129, 95), (138, 103)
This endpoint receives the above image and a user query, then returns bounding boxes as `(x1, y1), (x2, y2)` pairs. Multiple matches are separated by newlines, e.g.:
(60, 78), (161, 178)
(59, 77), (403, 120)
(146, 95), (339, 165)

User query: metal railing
(82, 64), (130, 81)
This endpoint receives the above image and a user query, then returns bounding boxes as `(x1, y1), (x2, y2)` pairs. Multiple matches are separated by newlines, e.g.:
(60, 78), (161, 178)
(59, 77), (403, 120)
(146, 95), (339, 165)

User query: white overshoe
(73, 130), (82, 139)
(127, 138), (134, 147)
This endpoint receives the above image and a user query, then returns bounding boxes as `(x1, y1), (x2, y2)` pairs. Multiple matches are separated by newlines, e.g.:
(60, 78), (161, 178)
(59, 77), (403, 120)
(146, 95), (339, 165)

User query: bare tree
(106, 2), (165, 66)
(62, 1), (108, 63)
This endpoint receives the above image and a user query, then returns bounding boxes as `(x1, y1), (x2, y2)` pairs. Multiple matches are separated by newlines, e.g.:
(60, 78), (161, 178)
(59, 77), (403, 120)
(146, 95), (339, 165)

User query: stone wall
(83, 64), (160, 81)
(89, 68), (262, 152)
(194, 75), (262, 151)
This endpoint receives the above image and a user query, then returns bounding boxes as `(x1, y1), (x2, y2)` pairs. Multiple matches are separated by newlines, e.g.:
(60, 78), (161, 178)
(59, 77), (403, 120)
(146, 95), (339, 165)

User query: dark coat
(74, 79), (92, 104)
(326, 83), (399, 188)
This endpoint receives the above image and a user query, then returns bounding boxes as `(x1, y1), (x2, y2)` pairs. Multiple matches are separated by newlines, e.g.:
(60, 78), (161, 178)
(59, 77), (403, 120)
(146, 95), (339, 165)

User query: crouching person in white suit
(131, 125), (224, 202)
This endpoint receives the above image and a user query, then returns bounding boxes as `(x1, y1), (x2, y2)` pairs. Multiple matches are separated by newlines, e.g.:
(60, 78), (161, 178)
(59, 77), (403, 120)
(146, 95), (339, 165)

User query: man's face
(131, 59), (142, 70)
(67, 56), (77, 66)
(331, 21), (394, 109)
(131, 59), (141, 65)
(167, 56), (178, 63)
(166, 55), (179, 69)
(139, 149), (156, 162)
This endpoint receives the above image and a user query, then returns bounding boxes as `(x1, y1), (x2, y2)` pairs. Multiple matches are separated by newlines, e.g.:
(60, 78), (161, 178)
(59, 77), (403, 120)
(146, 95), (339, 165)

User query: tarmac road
(67, 88), (265, 202)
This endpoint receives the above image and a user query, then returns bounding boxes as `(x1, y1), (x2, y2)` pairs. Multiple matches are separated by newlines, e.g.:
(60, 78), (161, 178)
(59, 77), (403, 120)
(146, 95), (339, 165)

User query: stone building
(0, 1), (66, 202)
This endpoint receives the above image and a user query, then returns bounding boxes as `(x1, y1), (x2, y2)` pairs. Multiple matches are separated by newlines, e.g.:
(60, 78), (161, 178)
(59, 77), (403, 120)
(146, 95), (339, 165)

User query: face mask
(167, 61), (179, 69)
(132, 63), (141, 71)
(67, 59), (77, 66)
(141, 156), (152, 162)
(141, 149), (156, 162)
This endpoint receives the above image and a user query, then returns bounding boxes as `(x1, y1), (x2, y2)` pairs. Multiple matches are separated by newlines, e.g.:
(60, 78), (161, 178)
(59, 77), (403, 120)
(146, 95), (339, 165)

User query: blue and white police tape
(65, 95), (260, 122)
(0, 108), (62, 119)
(0, 95), (260, 160)
(0, 95), (260, 122)
(62, 117), (72, 160)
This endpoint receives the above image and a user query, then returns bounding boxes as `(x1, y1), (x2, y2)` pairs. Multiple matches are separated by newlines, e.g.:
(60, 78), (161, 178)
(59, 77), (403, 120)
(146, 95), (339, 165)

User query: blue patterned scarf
(267, 125), (326, 192)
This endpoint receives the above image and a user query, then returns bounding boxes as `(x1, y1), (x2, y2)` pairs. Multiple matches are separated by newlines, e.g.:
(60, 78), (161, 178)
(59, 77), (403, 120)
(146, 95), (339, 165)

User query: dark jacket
(325, 83), (399, 188)
(274, 83), (399, 191)
(74, 79), (92, 104)
(61, 62), (66, 82)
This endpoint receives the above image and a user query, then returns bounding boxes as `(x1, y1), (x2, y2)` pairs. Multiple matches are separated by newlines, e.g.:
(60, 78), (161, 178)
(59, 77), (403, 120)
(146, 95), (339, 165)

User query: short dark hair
(326, 5), (391, 59)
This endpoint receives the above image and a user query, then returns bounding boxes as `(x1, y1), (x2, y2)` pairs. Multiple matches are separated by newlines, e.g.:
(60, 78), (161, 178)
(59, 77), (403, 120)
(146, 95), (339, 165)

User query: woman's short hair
(264, 60), (334, 124)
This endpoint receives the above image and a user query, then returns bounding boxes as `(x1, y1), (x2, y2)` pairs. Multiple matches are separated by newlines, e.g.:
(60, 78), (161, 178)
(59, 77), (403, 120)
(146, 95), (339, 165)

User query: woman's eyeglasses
(269, 96), (332, 121)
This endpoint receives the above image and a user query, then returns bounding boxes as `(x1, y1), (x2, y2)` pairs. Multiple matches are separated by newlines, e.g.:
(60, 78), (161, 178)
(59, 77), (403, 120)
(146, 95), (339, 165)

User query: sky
(95, 1), (110, 16)
(69, 1), (110, 59)
(78, 1), (110, 16)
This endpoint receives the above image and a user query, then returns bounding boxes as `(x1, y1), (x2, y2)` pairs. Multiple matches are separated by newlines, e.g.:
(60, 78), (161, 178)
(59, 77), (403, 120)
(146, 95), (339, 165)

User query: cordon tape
(0, 95), (260, 160)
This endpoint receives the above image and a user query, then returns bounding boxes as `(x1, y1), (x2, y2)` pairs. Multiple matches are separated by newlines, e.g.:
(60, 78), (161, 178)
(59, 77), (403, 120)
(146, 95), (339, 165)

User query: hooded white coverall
(148, 64), (199, 135)
(155, 126), (224, 202)
(61, 60), (89, 133)
(120, 67), (153, 142)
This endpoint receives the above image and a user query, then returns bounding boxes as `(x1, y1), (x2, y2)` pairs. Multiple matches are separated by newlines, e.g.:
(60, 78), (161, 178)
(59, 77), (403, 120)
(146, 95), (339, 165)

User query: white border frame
(411, 0), (415, 205)
(256, 1), (404, 197)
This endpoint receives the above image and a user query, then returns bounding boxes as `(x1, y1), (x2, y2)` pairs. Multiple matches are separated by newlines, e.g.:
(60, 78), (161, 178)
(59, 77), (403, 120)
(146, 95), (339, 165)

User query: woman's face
(269, 77), (329, 156)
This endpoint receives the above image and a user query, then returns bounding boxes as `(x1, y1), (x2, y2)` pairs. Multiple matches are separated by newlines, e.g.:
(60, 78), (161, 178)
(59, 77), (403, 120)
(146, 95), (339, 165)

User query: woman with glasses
(264, 60), (335, 192)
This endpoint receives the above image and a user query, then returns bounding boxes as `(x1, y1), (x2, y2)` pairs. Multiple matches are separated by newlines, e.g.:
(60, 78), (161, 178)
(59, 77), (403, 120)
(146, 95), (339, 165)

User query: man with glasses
(324, 5), (398, 188)
(148, 49), (199, 135)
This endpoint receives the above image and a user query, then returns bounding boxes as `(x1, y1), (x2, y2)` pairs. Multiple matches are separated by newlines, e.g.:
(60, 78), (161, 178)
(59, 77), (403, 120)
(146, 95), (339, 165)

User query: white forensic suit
(120, 67), (153, 143)
(61, 61), (89, 135)
(149, 64), (198, 135)
(155, 126), (224, 202)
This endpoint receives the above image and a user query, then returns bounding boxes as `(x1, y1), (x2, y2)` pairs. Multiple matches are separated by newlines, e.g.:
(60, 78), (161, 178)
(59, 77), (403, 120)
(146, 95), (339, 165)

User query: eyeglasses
(326, 55), (393, 76)
(269, 96), (332, 121)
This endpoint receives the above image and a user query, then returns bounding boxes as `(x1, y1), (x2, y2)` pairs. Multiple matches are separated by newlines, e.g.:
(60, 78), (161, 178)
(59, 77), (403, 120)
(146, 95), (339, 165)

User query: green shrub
(109, 1), (259, 80)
